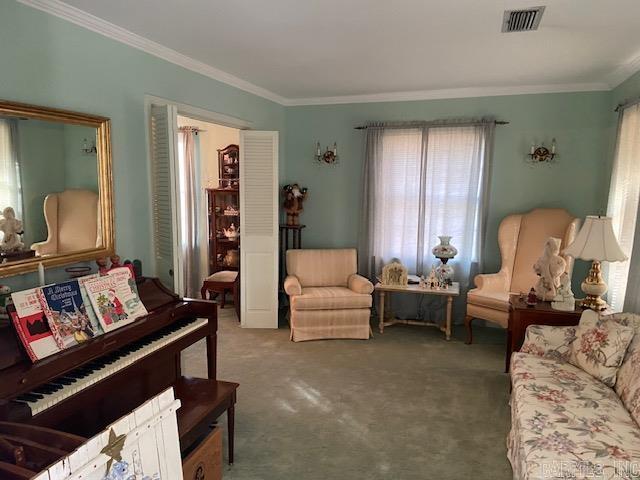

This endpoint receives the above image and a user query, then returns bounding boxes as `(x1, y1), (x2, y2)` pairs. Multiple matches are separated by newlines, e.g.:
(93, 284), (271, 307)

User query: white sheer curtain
(366, 123), (492, 287)
(177, 127), (202, 298)
(607, 103), (640, 311)
(0, 119), (22, 235)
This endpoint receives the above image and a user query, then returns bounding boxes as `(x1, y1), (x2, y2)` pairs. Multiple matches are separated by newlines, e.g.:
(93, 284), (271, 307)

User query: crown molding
(283, 82), (611, 106)
(17, 0), (635, 108)
(604, 51), (640, 88)
(16, 0), (288, 105)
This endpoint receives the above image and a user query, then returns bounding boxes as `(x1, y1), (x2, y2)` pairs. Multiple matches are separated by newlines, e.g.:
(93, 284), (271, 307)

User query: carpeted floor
(181, 309), (512, 480)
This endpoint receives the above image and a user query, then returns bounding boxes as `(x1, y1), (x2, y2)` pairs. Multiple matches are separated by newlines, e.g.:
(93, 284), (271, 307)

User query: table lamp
(563, 215), (627, 310)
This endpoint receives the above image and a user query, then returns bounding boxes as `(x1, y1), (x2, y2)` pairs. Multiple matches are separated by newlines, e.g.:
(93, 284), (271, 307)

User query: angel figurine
(0, 207), (24, 253)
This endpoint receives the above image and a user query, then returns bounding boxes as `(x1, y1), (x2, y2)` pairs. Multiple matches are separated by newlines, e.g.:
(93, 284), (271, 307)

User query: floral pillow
(569, 312), (634, 387)
(520, 324), (577, 362)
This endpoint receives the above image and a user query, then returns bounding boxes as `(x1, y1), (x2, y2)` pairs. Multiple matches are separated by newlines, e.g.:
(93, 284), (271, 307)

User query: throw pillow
(569, 313), (635, 387)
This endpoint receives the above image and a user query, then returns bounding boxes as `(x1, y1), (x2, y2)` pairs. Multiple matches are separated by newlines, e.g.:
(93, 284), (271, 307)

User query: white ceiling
(23, 0), (640, 105)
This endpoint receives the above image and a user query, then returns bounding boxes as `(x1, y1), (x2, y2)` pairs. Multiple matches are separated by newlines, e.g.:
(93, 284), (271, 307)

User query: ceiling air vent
(502, 6), (545, 33)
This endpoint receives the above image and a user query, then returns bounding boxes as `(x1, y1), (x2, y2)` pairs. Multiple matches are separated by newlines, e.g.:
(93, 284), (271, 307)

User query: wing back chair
(465, 208), (580, 344)
(31, 189), (100, 256)
(284, 248), (373, 342)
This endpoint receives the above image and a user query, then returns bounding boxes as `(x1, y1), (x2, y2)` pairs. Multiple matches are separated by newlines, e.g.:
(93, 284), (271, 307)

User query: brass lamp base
(579, 260), (608, 311)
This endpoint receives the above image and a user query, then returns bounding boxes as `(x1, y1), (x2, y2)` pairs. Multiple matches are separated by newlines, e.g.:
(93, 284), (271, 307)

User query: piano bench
(175, 376), (239, 465)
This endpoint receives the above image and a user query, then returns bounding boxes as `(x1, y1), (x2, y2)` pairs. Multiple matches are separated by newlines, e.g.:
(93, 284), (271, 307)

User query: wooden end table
(506, 295), (584, 372)
(375, 282), (460, 340)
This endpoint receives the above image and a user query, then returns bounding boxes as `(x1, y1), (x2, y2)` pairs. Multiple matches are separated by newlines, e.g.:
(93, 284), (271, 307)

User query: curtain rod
(615, 96), (640, 112)
(354, 120), (509, 130)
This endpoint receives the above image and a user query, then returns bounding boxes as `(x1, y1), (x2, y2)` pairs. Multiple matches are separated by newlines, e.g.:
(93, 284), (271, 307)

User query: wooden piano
(0, 277), (238, 478)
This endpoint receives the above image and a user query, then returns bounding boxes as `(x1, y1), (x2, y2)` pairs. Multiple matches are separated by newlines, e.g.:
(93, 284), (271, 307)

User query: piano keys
(13, 317), (208, 417)
(0, 277), (224, 442)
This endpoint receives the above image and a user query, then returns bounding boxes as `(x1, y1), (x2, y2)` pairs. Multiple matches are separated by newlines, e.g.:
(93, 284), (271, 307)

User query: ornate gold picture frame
(0, 100), (114, 277)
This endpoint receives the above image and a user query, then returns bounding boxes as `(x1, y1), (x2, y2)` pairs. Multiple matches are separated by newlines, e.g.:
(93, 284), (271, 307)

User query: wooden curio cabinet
(206, 144), (241, 275)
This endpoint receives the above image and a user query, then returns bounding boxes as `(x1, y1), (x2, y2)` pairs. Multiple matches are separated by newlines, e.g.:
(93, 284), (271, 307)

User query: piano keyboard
(13, 317), (208, 416)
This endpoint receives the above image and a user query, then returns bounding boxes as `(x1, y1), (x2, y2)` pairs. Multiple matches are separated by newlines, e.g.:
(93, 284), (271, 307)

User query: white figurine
(533, 237), (566, 301)
(551, 272), (575, 311)
(418, 275), (426, 289)
(0, 207), (24, 253)
(426, 266), (440, 289)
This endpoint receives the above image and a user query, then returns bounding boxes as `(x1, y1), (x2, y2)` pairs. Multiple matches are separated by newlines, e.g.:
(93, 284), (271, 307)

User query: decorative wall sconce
(527, 139), (557, 164)
(315, 142), (338, 164)
(81, 138), (97, 155)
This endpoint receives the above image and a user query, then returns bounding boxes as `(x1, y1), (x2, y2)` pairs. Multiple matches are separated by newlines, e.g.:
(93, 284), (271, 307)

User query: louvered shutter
(240, 131), (279, 328)
(150, 104), (179, 291)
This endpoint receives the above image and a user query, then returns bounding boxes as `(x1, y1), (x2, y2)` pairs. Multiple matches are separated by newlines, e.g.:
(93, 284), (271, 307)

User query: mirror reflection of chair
(31, 189), (101, 256)
(465, 208), (580, 344)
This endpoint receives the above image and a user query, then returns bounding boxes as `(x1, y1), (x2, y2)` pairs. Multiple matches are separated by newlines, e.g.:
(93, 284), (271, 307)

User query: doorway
(175, 115), (240, 300)
(146, 97), (280, 328)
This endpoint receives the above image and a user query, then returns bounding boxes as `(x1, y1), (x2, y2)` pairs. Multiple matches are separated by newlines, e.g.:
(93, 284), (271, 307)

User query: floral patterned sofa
(508, 311), (640, 479)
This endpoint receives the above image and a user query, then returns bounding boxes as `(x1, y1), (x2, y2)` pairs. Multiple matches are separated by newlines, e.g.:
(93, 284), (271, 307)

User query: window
(606, 103), (640, 311)
(0, 119), (22, 238)
(364, 122), (492, 284)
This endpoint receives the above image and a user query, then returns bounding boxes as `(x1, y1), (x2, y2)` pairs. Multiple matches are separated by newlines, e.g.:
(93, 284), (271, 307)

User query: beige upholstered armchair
(284, 248), (374, 342)
(31, 189), (101, 256)
(465, 208), (580, 344)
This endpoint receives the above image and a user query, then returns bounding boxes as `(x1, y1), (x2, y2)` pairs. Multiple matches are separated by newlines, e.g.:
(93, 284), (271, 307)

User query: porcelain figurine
(223, 223), (240, 240)
(533, 237), (567, 301)
(427, 266), (440, 289)
(551, 272), (576, 311)
(0, 207), (24, 253)
(526, 288), (538, 307)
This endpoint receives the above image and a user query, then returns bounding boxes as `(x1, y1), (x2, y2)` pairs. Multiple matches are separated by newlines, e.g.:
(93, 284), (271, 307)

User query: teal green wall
(63, 124), (99, 191)
(0, 1), (285, 290)
(285, 92), (612, 286)
(18, 119), (66, 246)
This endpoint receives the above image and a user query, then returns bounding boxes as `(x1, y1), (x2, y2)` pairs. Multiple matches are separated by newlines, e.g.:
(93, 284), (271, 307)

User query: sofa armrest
(520, 324), (577, 362)
(473, 271), (509, 292)
(284, 275), (302, 296)
(348, 274), (374, 294)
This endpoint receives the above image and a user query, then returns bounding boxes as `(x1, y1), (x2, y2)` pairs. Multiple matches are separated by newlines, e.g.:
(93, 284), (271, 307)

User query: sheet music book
(84, 271), (148, 333)
(10, 288), (61, 362)
(39, 280), (98, 349)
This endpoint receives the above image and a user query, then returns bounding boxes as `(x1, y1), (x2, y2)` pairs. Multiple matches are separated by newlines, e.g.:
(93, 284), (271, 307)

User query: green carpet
(182, 310), (512, 479)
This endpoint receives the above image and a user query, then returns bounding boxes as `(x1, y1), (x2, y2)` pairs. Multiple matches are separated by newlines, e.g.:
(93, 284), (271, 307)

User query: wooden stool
(201, 271), (238, 312)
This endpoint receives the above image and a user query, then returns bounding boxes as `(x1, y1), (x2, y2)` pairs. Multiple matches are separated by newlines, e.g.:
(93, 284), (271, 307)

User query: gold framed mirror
(0, 100), (114, 277)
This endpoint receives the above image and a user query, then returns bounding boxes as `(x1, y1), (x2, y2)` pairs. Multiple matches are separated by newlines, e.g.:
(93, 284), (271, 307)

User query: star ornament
(100, 428), (127, 472)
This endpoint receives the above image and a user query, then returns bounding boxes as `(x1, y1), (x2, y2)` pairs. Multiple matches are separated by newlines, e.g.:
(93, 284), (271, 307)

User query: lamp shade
(563, 215), (627, 262)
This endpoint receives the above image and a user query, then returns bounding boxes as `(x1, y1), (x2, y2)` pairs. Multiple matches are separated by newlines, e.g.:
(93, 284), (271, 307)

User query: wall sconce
(527, 139), (557, 164)
(315, 142), (338, 164)
(81, 138), (97, 155)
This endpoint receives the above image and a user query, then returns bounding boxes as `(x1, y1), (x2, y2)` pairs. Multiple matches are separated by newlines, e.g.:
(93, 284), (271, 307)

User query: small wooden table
(375, 282), (460, 340)
(506, 295), (584, 372)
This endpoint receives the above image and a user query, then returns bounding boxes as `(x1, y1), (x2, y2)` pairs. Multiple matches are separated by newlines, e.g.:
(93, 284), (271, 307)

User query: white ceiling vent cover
(502, 6), (545, 33)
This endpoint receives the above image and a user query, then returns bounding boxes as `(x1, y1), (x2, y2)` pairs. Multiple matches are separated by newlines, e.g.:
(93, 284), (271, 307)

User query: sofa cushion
(520, 324), (577, 363)
(286, 249), (357, 287)
(569, 312), (634, 387)
(606, 312), (640, 427)
(509, 352), (640, 480)
(466, 289), (511, 312)
(291, 287), (372, 311)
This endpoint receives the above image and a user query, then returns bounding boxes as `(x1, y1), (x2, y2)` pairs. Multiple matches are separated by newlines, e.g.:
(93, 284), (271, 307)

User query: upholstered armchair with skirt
(465, 208), (580, 344)
(285, 248), (373, 342)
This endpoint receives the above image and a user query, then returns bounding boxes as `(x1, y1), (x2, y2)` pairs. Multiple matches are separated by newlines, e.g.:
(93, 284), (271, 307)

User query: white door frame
(143, 95), (253, 292)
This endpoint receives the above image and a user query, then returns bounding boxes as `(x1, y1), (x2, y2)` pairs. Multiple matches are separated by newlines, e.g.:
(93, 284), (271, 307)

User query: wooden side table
(375, 282), (460, 340)
(506, 295), (583, 372)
